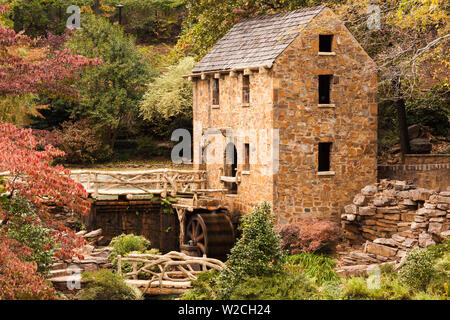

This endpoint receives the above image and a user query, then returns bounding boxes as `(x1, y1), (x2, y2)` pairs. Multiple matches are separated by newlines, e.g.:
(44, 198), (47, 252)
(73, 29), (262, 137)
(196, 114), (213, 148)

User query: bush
(229, 272), (320, 300)
(286, 253), (339, 285)
(342, 274), (412, 300)
(108, 233), (152, 264)
(182, 270), (220, 300)
(277, 218), (343, 254)
(0, 237), (57, 300)
(52, 119), (112, 164)
(6, 197), (55, 276)
(426, 252), (449, 297)
(136, 136), (158, 158)
(215, 202), (284, 299)
(108, 234), (159, 277)
(78, 270), (143, 300)
(399, 248), (435, 291)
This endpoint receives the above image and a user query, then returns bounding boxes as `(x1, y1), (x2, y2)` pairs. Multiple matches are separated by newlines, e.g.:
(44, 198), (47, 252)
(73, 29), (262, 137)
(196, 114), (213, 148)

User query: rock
(437, 203), (449, 210)
(373, 238), (398, 247)
(409, 138), (432, 154)
(337, 265), (369, 278)
(382, 213), (401, 221)
(373, 197), (394, 207)
(418, 232), (436, 248)
(403, 199), (417, 206)
(365, 241), (398, 257)
(409, 189), (432, 201)
(353, 194), (368, 206)
(402, 238), (417, 248)
(414, 215), (427, 223)
(437, 196), (450, 204)
(392, 234), (406, 242)
(344, 204), (358, 214)
(411, 222), (428, 229)
(361, 185), (378, 196)
(359, 206), (376, 216)
(345, 214), (356, 221)
(428, 222), (443, 234)
(76, 230), (87, 236)
(83, 229), (103, 238)
(441, 230), (450, 238)
(408, 124), (427, 140)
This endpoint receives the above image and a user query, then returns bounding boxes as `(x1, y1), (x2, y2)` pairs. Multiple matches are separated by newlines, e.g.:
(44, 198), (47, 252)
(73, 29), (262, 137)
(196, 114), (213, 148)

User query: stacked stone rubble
(340, 180), (450, 269)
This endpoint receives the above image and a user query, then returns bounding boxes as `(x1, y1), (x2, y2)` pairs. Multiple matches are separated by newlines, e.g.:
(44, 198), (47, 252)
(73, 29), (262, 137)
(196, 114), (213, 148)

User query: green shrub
(6, 197), (55, 276)
(399, 248), (435, 291)
(78, 270), (143, 300)
(136, 136), (158, 158)
(108, 234), (159, 277)
(216, 202), (284, 299)
(109, 233), (151, 262)
(342, 274), (412, 300)
(286, 253), (339, 285)
(229, 272), (320, 300)
(182, 270), (220, 300)
(426, 252), (449, 297)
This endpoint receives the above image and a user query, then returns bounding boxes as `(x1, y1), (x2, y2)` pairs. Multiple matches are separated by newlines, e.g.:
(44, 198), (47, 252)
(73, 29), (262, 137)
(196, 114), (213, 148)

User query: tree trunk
(392, 78), (410, 161)
(93, 0), (100, 16)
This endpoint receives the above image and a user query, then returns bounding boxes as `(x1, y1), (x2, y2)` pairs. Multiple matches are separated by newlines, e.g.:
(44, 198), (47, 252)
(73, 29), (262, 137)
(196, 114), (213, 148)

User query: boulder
(365, 241), (398, 257)
(409, 138), (432, 154)
(361, 185), (378, 196)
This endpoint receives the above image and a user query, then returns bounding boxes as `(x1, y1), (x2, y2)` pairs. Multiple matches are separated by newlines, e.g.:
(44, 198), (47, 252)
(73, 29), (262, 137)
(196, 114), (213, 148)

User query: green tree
(66, 15), (155, 148)
(177, 0), (332, 59)
(140, 56), (194, 124)
(216, 202), (284, 299)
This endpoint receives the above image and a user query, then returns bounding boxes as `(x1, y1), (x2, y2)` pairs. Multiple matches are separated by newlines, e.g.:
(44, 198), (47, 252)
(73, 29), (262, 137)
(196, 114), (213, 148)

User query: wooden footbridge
(71, 168), (236, 270)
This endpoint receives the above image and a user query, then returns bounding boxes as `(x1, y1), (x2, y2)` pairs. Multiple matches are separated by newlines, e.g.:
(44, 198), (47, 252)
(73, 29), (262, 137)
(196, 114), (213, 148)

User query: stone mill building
(186, 6), (378, 223)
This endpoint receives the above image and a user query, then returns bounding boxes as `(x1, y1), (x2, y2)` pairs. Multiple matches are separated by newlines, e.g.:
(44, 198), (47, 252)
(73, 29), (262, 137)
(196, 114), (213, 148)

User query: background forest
(0, 0), (448, 165)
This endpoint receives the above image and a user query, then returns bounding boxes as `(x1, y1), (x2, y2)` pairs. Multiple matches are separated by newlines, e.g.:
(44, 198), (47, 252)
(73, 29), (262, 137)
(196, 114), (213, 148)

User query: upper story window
(242, 75), (250, 104)
(318, 75), (332, 104)
(318, 142), (332, 172)
(212, 78), (220, 105)
(319, 34), (333, 52)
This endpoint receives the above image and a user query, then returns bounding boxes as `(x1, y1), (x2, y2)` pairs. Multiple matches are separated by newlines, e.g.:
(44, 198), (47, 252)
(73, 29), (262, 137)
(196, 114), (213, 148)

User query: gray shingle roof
(192, 6), (325, 73)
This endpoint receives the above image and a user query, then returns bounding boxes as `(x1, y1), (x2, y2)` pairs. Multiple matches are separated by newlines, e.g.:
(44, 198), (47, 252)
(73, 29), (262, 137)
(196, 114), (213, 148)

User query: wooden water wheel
(185, 212), (235, 260)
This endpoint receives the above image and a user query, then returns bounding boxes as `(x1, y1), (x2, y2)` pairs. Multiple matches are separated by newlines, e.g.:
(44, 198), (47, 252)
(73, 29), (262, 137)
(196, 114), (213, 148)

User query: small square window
(319, 35), (333, 52)
(318, 75), (332, 104)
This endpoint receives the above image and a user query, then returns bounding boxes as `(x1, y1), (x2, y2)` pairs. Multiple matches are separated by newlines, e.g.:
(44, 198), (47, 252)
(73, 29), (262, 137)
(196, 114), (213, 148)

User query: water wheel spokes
(186, 215), (207, 256)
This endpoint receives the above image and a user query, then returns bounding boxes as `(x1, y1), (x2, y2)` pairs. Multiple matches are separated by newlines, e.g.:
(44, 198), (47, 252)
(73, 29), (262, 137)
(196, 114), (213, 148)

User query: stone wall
(339, 180), (450, 270)
(271, 8), (378, 222)
(404, 154), (450, 165)
(378, 163), (450, 191)
(192, 58), (275, 216)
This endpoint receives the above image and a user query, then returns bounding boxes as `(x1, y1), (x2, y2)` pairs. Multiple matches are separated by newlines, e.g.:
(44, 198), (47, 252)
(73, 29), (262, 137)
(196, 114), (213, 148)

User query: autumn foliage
(277, 219), (343, 254)
(0, 237), (56, 300)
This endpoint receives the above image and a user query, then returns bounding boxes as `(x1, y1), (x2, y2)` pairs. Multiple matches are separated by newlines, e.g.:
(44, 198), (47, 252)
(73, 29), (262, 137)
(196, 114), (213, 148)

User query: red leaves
(0, 122), (89, 259)
(0, 236), (56, 300)
(0, 25), (101, 98)
(277, 219), (343, 254)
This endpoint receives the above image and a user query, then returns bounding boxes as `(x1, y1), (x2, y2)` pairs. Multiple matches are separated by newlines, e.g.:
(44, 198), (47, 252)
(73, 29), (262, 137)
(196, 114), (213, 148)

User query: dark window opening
(318, 142), (332, 172)
(318, 75), (332, 104)
(212, 78), (220, 105)
(244, 143), (250, 171)
(243, 75), (250, 104)
(319, 35), (333, 52)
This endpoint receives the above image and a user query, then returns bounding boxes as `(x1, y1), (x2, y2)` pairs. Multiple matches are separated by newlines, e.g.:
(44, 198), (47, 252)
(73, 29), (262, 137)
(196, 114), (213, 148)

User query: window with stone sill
(318, 142), (332, 172)
(319, 34), (333, 53)
(318, 75), (332, 104)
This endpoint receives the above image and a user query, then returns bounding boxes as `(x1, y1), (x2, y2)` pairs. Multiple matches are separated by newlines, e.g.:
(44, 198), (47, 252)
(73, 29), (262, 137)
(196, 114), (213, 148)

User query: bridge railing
(70, 169), (207, 198)
(117, 251), (227, 294)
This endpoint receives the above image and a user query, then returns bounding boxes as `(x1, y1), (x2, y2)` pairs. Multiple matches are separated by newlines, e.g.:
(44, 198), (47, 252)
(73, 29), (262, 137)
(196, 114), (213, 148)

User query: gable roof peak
(192, 6), (326, 73)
